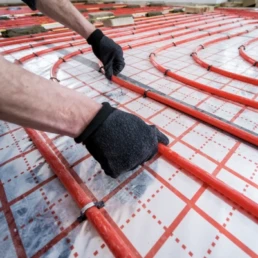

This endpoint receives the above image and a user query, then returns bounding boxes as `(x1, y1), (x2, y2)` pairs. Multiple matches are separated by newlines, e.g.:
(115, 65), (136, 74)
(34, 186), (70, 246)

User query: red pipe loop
(192, 26), (258, 86)
(239, 37), (258, 67)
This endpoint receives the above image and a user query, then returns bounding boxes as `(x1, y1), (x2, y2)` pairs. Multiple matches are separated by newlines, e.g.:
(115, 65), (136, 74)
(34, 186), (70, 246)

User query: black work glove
(87, 29), (125, 80)
(75, 103), (169, 178)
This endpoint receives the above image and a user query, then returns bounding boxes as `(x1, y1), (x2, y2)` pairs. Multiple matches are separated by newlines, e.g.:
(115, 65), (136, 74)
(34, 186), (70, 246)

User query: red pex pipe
(0, 13), (204, 43)
(0, 14), (215, 53)
(217, 9), (258, 20)
(150, 25), (258, 109)
(48, 21), (258, 147)
(0, 13), (190, 46)
(119, 21), (257, 50)
(192, 27), (258, 86)
(132, 13), (188, 24)
(48, 19), (252, 79)
(105, 13), (227, 34)
(0, 13), (183, 45)
(112, 75), (258, 146)
(107, 15), (239, 38)
(15, 15), (235, 63)
(0, 12), (226, 47)
(158, 144), (258, 218)
(26, 129), (140, 258)
(0, 12), (177, 38)
(2, 35), (82, 56)
(104, 73), (258, 218)
(113, 73), (258, 217)
(3, 15), (237, 56)
(0, 6), (168, 28)
(239, 37), (258, 67)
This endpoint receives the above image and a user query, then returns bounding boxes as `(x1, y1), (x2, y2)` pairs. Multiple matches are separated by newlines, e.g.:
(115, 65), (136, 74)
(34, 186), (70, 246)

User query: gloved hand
(75, 102), (169, 178)
(87, 29), (125, 80)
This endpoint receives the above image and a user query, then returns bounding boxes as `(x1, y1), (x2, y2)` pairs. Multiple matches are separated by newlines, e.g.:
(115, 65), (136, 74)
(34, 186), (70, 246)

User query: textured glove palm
(75, 103), (169, 178)
(87, 29), (125, 79)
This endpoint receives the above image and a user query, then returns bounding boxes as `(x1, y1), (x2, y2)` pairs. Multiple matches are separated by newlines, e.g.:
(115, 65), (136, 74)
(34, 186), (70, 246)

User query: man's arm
(0, 55), (101, 137)
(0, 55), (169, 178)
(23, 0), (125, 79)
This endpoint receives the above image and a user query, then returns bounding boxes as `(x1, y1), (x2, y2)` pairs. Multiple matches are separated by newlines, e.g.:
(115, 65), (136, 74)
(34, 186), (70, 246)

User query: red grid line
(0, 125), (22, 138)
(0, 182), (27, 257)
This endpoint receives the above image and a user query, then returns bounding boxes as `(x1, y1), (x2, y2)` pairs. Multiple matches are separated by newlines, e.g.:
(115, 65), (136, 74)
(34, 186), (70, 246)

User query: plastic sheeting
(1, 8), (258, 258)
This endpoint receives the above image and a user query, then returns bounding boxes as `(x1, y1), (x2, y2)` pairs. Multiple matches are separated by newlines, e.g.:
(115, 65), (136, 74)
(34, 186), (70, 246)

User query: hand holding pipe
(113, 72), (258, 219)
(97, 71), (258, 219)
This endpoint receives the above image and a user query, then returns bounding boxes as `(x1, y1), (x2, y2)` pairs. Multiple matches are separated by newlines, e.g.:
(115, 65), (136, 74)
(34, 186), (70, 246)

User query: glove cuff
(87, 29), (104, 46)
(74, 102), (115, 144)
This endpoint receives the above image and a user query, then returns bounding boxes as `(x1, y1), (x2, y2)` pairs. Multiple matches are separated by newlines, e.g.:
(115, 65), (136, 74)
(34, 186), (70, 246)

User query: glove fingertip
(104, 66), (113, 80)
(157, 130), (169, 146)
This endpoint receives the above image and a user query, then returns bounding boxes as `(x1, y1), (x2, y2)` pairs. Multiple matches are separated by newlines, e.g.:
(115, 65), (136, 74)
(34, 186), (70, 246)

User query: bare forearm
(36, 0), (95, 39)
(0, 56), (101, 137)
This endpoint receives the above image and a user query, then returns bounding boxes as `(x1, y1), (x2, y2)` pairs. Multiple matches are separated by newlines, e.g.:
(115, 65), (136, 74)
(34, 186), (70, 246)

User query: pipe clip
(128, 44), (132, 49)
(59, 57), (66, 62)
(77, 201), (105, 223)
(190, 52), (197, 57)
(172, 42), (177, 47)
(238, 45), (245, 50)
(149, 52), (156, 58)
(199, 44), (205, 49)
(143, 89), (151, 98)
(253, 61), (258, 67)
(50, 77), (60, 82)
(207, 65), (212, 71)
(164, 69), (171, 76)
